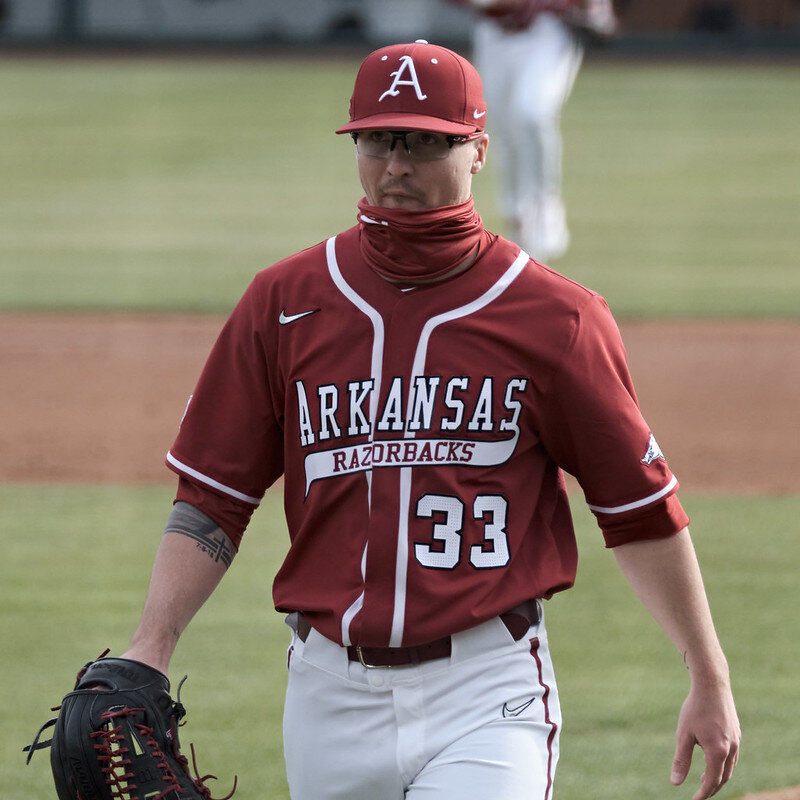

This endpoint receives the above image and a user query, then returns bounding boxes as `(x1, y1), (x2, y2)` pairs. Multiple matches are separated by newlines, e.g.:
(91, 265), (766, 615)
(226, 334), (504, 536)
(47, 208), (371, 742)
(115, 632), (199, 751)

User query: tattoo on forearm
(164, 501), (236, 568)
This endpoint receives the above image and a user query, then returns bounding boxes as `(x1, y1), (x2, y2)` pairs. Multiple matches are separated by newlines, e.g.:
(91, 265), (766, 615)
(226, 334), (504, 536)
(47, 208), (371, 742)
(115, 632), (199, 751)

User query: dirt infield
(1, 312), (797, 492)
(741, 790), (800, 800)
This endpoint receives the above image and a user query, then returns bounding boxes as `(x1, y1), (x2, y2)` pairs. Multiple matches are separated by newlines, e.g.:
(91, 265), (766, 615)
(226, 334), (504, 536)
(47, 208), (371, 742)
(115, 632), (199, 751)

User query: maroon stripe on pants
(530, 636), (559, 800)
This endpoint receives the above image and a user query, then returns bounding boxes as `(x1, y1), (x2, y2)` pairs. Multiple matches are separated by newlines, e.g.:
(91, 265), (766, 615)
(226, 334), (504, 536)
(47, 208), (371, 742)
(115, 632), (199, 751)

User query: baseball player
(447, 0), (617, 261)
(118, 41), (739, 799)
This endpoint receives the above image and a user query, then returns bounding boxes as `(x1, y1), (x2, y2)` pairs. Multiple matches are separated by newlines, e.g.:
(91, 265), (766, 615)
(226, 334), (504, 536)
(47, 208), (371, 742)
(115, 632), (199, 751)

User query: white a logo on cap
(379, 55), (427, 103)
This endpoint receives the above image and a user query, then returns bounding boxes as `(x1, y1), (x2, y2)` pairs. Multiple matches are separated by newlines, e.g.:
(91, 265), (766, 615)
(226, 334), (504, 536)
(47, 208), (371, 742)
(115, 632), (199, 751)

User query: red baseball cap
(335, 40), (487, 136)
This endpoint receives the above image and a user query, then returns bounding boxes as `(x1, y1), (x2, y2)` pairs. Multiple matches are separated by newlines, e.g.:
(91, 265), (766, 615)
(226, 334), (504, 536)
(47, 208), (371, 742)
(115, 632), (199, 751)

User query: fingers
(722, 740), (740, 784)
(678, 736), (740, 800)
(671, 732), (694, 787)
(696, 737), (740, 800)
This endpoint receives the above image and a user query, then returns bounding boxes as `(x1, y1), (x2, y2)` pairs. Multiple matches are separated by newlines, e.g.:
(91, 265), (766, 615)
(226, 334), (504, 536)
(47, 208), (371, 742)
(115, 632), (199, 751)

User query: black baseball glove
(25, 653), (236, 800)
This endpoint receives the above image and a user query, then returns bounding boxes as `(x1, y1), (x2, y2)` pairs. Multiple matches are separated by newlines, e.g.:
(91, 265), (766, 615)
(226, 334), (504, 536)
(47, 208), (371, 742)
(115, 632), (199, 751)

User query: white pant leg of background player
(474, 12), (583, 261)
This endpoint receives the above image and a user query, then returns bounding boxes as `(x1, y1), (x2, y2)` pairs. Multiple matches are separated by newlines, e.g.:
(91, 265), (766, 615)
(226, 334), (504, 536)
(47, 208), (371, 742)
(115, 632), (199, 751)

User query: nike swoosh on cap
(473, 109), (487, 119)
(279, 308), (320, 325)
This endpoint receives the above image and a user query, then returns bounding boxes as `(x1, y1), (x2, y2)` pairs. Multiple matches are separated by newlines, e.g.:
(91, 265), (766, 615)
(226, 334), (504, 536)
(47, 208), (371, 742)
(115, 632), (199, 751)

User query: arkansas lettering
(296, 376), (528, 494)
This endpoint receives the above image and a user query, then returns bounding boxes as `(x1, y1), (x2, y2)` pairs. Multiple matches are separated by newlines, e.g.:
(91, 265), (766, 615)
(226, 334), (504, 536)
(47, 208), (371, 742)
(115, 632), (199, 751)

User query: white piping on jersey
(388, 247), (532, 647)
(587, 474), (678, 515)
(325, 235), (385, 646)
(339, 544), (369, 647)
(325, 237), (385, 441)
(390, 467), (414, 646)
(165, 451), (262, 505)
(340, 586), (363, 648)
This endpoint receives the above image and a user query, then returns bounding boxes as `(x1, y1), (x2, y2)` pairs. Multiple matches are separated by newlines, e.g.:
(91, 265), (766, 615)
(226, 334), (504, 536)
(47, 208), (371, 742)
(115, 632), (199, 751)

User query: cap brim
(336, 112), (480, 136)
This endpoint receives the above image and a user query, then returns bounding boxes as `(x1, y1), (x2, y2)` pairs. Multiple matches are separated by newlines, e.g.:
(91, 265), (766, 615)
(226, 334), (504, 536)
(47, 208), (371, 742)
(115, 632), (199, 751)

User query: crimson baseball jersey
(167, 228), (687, 648)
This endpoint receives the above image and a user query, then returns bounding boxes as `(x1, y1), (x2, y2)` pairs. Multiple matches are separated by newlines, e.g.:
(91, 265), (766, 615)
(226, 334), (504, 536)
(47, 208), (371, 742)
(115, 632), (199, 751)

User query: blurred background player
(447, 0), (617, 261)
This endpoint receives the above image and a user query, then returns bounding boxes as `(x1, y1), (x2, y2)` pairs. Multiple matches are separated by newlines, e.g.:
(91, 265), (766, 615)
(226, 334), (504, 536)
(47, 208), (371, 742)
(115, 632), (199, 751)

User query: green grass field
(2, 54), (799, 800)
(1, 57), (798, 316)
(4, 487), (799, 800)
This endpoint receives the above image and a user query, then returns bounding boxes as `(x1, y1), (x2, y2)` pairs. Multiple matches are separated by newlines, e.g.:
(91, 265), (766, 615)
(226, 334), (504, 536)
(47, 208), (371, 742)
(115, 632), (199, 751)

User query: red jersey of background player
(167, 223), (687, 649)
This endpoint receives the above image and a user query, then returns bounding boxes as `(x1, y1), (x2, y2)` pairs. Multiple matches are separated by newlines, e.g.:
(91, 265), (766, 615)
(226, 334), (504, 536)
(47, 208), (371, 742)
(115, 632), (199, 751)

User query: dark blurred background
(1, 0), (798, 54)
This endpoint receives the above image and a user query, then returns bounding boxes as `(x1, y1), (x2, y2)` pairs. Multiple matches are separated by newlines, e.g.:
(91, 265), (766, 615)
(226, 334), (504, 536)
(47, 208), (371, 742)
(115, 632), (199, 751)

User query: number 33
(414, 493), (511, 570)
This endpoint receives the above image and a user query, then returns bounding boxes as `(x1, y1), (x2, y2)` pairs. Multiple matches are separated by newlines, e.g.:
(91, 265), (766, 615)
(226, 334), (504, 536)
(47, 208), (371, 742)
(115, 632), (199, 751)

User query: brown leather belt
(295, 600), (540, 669)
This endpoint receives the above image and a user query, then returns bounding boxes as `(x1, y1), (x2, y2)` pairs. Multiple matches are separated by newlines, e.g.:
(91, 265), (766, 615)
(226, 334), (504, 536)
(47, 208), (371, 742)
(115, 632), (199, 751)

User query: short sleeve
(536, 294), (689, 546)
(166, 278), (284, 543)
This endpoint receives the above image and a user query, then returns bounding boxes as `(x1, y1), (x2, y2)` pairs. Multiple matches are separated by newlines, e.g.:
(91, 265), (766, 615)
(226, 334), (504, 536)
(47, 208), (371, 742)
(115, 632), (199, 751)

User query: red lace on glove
(90, 707), (237, 800)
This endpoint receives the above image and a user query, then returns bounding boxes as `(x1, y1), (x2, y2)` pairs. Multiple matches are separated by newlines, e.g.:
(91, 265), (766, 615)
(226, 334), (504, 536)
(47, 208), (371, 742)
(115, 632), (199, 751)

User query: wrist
(684, 648), (731, 689)
(122, 634), (178, 676)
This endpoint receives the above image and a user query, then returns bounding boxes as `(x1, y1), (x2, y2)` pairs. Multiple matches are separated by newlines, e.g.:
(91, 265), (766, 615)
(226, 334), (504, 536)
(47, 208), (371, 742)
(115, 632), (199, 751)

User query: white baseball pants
(282, 607), (561, 799)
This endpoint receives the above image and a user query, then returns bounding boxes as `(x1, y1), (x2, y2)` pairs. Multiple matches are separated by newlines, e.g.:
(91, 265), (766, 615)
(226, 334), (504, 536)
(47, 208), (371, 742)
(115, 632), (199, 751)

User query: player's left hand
(671, 680), (741, 799)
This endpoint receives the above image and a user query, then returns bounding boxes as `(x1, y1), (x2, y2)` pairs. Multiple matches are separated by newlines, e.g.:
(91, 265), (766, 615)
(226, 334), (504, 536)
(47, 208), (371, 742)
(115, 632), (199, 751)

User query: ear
(470, 134), (489, 175)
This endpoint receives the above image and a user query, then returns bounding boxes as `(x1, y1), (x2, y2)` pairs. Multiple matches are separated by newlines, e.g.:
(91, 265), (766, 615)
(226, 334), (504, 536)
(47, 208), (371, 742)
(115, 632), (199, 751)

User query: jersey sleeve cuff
(598, 493), (690, 548)
(172, 474), (258, 550)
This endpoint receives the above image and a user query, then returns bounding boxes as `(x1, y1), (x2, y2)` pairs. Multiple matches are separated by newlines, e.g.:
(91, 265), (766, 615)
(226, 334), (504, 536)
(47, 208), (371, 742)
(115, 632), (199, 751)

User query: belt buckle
(355, 646), (391, 669)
